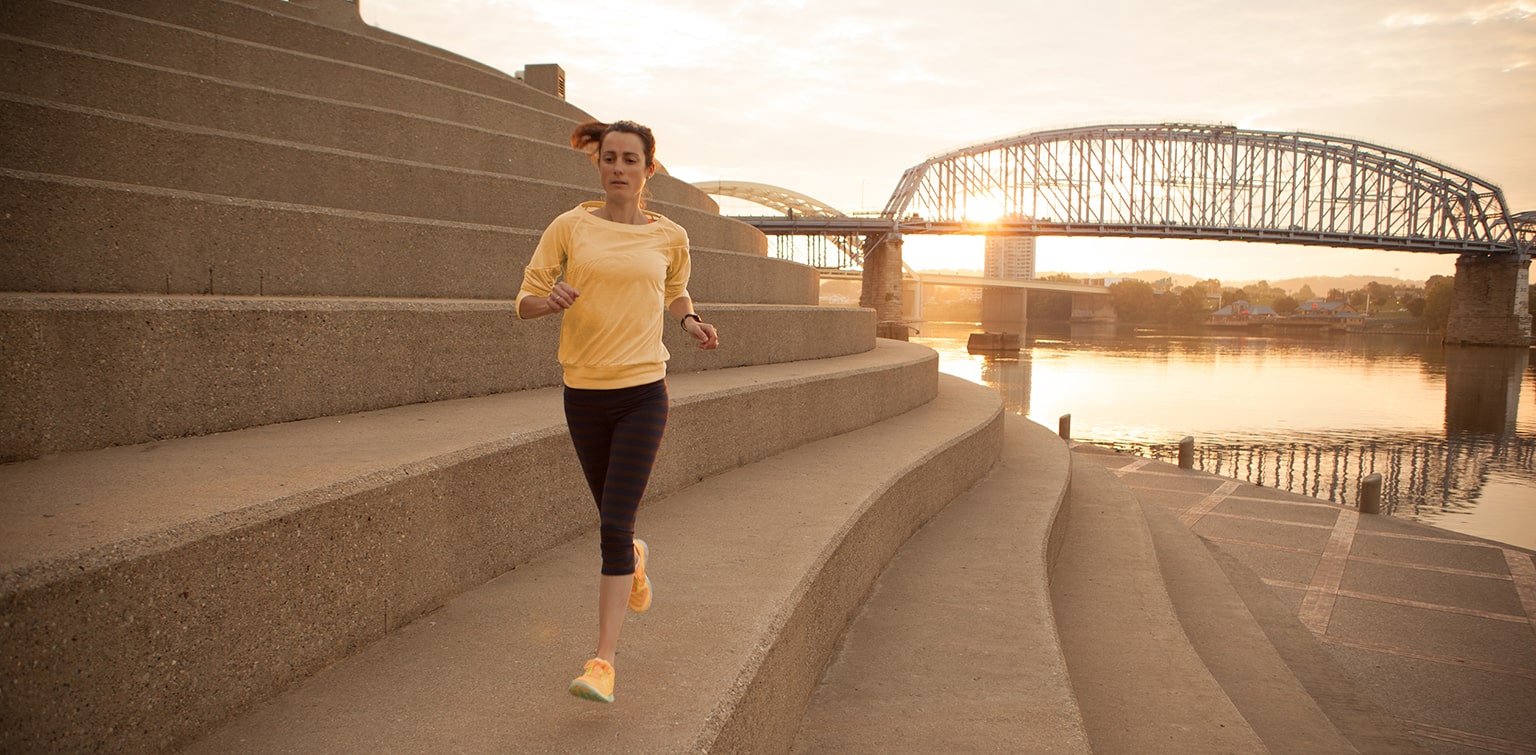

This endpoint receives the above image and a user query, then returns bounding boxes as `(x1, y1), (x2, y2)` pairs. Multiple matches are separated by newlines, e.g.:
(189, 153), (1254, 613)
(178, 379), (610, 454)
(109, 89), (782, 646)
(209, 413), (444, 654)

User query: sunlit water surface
(913, 322), (1536, 551)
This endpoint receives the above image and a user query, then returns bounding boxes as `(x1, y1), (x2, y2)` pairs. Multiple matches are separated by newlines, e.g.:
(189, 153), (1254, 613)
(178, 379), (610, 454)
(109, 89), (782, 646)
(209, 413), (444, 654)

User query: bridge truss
(696, 180), (867, 268)
(881, 123), (1529, 255)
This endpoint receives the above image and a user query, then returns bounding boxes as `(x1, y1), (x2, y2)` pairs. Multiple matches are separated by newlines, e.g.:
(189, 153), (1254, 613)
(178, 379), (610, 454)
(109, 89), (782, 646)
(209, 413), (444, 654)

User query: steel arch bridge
(695, 180), (867, 267)
(708, 123), (1533, 269)
(885, 123), (1531, 254)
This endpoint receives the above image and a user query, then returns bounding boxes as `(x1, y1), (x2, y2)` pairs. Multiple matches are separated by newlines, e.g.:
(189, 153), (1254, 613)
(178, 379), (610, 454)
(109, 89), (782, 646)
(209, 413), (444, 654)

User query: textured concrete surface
(797, 441), (1531, 755)
(1078, 450), (1536, 755)
(0, 298), (871, 459)
(794, 415), (1088, 754)
(171, 375), (1000, 755)
(1051, 457), (1268, 753)
(0, 341), (943, 752)
(0, 172), (789, 300)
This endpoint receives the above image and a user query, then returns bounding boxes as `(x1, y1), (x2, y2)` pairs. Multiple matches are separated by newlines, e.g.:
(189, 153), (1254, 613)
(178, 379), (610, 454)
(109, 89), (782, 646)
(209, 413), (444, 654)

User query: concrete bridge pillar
(1445, 253), (1532, 347)
(861, 235), (906, 340)
(980, 289), (1027, 333)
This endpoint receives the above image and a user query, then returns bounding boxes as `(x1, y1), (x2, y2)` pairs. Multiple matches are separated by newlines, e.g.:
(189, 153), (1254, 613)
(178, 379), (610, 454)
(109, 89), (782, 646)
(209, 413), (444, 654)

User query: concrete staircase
(0, 1), (1001, 751)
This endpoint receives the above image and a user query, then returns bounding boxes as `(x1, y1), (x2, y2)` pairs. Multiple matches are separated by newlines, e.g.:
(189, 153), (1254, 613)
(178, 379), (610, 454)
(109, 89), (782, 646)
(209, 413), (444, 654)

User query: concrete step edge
(1135, 481), (1365, 753)
(793, 414), (1090, 753)
(178, 373), (1004, 754)
(0, 172), (808, 300)
(0, 343), (948, 752)
(0, 37), (715, 215)
(1106, 450), (1432, 754)
(2, 0), (585, 122)
(1050, 453), (1264, 753)
(0, 294), (872, 460)
(0, 99), (762, 253)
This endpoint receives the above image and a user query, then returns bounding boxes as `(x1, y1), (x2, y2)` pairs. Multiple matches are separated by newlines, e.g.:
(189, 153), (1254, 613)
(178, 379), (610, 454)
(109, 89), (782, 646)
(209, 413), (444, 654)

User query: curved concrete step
(1049, 454), (1267, 753)
(0, 0), (584, 141)
(792, 415), (1088, 753)
(1077, 449), (1445, 754)
(0, 37), (719, 217)
(42, 0), (590, 120)
(0, 294), (873, 460)
(0, 170), (794, 301)
(177, 374), (1002, 755)
(0, 341), (960, 753)
(1133, 467), (1404, 753)
(0, 37), (603, 188)
(0, 95), (759, 254)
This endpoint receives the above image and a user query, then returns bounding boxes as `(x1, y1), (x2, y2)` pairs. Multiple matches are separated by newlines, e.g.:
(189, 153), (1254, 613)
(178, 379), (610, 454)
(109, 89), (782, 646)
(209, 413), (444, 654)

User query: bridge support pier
(1445, 253), (1532, 347)
(980, 288), (1028, 333)
(861, 235), (907, 340)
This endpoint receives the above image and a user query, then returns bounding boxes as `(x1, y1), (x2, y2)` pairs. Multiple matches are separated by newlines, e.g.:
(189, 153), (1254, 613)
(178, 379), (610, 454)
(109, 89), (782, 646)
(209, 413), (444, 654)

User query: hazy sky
(360, 1), (1534, 284)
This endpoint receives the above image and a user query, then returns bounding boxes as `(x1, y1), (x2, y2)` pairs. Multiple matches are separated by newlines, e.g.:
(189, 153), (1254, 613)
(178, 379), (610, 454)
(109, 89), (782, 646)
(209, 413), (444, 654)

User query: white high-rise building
(983, 222), (1037, 280)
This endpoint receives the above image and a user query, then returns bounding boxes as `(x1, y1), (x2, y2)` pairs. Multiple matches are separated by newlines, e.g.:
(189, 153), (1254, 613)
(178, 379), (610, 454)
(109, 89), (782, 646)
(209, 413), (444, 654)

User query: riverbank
(913, 321), (1536, 552)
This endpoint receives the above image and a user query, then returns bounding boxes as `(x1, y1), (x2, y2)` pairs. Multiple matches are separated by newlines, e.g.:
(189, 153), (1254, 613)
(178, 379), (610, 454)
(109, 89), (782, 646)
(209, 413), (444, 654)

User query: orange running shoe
(568, 658), (615, 703)
(630, 539), (652, 613)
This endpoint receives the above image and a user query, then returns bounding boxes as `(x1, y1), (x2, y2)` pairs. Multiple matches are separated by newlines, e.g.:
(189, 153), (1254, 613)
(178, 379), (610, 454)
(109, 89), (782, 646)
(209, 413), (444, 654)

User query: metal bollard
(1178, 436), (1194, 469)
(1058, 413), (1071, 440)
(1358, 473), (1382, 515)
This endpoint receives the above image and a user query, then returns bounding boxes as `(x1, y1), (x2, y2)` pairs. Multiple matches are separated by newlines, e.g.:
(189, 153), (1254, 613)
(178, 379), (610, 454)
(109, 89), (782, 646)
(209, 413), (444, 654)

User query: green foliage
(1110, 279), (1161, 323)
(1272, 295), (1299, 314)
(1422, 279), (1456, 332)
(1403, 297), (1426, 317)
(1171, 287), (1208, 326)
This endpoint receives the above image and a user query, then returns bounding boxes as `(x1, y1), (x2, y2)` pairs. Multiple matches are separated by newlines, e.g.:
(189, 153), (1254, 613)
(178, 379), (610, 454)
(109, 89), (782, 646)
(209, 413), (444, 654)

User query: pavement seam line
(1503, 548), (1536, 637)
(1177, 479), (1240, 527)
(1360, 529), (1503, 546)
(1332, 589), (1528, 624)
(1208, 535), (1314, 555)
(1126, 481), (1340, 509)
(1350, 554), (1513, 580)
(1190, 510), (1334, 530)
(1320, 635), (1536, 682)
(1297, 507), (1358, 636)
(1110, 458), (1153, 475)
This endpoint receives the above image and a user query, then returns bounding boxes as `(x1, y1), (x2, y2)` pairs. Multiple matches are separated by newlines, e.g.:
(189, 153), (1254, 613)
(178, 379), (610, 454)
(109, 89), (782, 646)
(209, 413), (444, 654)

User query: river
(911, 322), (1536, 552)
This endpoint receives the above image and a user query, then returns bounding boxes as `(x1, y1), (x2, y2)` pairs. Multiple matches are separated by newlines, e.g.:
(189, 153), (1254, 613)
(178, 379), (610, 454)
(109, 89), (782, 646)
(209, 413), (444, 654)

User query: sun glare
(962, 194), (1009, 223)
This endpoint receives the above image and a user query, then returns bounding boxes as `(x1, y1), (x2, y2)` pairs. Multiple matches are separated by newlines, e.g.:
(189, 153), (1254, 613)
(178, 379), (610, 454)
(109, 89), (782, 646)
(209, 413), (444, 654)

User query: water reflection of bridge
(1141, 432), (1536, 522)
(970, 338), (1532, 530)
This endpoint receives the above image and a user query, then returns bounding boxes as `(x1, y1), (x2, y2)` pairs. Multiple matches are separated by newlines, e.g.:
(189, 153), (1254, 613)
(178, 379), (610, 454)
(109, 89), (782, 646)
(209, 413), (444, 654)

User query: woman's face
(597, 131), (654, 201)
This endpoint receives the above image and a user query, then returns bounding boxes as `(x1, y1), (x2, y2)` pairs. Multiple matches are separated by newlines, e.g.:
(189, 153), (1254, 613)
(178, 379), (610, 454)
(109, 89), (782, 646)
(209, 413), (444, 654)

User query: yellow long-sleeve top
(516, 201), (692, 389)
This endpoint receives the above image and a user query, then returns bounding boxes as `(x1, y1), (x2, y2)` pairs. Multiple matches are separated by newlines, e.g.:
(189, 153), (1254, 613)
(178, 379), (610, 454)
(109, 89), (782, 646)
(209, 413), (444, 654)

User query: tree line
(1026, 274), (1506, 332)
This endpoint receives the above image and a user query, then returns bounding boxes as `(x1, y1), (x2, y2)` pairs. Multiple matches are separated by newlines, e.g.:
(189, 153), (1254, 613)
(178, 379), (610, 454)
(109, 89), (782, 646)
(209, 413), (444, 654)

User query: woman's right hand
(547, 282), (579, 312)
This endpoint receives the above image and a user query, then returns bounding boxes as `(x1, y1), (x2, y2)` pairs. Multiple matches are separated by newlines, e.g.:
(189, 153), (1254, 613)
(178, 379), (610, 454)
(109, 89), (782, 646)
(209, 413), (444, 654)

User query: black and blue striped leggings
(563, 379), (670, 576)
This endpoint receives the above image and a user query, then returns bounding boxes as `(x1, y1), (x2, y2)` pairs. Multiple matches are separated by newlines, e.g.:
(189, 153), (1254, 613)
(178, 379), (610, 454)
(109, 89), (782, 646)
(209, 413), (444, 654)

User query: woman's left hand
(685, 320), (719, 350)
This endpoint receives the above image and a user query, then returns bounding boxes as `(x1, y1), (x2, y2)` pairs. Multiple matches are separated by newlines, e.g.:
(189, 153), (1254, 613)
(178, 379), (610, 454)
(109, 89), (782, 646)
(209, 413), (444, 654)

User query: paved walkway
(1076, 447), (1536, 755)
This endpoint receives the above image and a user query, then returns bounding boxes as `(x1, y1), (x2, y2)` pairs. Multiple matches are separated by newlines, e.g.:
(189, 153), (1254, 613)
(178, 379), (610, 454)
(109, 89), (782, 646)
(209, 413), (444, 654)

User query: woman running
(516, 119), (719, 703)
